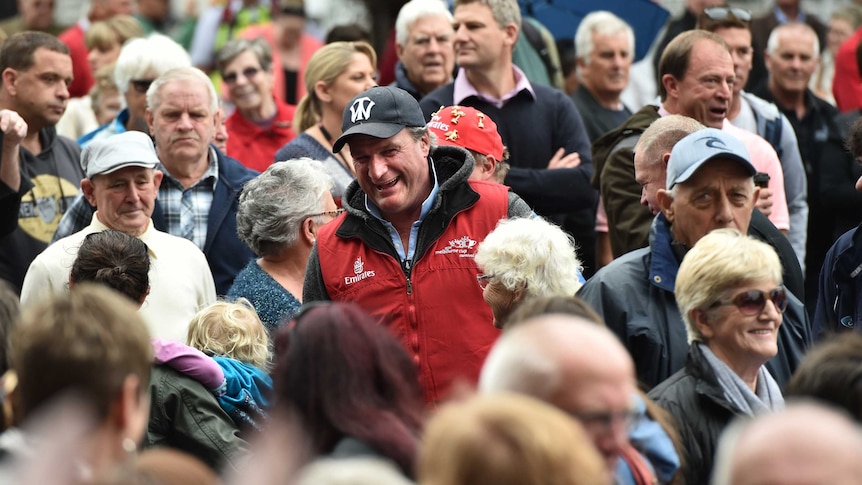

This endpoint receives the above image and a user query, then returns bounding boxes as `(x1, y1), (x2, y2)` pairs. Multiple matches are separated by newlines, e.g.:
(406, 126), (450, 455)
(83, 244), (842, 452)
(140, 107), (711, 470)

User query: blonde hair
(418, 393), (607, 485)
(85, 15), (144, 51)
(675, 229), (783, 343)
(186, 298), (270, 370)
(295, 41), (377, 131)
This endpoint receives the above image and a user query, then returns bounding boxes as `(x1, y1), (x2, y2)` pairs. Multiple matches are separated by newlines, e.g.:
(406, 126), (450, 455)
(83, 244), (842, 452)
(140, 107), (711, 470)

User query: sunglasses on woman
(713, 286), (788, 315)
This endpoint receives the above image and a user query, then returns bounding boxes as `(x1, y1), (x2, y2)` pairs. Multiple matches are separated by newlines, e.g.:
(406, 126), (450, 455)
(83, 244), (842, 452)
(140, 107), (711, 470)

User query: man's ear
(1, 69), (18, 96)
(662, 74), (679, 100)
(152, 170), (164, 192)
(661, 152), (671, 170)
(396, 42), (406, 61)
(145, 108), (155, 135)
(657, 188), (674, 222)
(81, 178), (97, 208)
(502, 22), (519, 48)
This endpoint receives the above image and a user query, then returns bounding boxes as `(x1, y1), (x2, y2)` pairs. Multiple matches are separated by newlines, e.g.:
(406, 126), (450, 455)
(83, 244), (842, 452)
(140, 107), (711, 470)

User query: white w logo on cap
(350, 97), (376, 123)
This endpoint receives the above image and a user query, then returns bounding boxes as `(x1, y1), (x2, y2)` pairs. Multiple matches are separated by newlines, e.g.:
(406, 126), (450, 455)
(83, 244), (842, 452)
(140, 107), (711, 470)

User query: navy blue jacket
(815, 225), (862, 338)
(151, 149), (257, 295)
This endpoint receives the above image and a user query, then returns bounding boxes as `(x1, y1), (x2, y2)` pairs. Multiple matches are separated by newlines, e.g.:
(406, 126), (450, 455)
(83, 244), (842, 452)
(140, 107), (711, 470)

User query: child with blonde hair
(187, 298), (273, 434)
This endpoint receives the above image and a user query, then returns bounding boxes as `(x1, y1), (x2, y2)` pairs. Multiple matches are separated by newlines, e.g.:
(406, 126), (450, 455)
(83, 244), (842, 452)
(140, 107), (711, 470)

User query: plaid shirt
(52, 148), (220, 249)
(156, 148), (219, 250)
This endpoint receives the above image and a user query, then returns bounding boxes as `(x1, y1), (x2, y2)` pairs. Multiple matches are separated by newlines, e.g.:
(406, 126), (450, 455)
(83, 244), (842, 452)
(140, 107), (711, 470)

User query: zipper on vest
(403, 258), (414, 295)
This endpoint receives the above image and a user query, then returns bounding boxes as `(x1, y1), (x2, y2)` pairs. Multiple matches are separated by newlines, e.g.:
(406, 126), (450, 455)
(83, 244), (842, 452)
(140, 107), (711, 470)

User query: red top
(225, 98), (298, 172)
(59, 24), (94, 99)
(833, 26), (862, 113)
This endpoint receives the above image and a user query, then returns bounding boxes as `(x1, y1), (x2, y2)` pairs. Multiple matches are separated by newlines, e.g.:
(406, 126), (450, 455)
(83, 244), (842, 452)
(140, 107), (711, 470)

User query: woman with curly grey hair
(228, 159), (339, 332)
(474, 217), (584, 329)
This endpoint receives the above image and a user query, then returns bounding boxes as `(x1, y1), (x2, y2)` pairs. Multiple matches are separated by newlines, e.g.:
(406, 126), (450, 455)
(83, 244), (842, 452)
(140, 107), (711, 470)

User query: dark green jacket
(145, 365), (247, 473)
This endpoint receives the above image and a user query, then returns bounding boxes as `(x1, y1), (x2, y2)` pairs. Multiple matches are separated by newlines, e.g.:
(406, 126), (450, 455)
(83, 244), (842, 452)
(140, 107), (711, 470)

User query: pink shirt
(452, 66), (536, 108)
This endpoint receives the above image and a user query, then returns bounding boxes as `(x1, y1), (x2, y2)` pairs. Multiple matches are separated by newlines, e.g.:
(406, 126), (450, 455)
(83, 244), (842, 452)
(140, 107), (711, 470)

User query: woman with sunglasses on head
(648, 229), (787, 485)
(228, 159), (341, 334)
(273, 302), (424, 479)
(216, 38), (298, 171)
(274, 41), (377, 205)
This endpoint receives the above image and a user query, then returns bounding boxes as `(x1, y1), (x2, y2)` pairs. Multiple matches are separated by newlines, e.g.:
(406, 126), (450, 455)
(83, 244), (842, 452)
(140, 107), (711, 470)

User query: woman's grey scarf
(699, 343), (784, 416)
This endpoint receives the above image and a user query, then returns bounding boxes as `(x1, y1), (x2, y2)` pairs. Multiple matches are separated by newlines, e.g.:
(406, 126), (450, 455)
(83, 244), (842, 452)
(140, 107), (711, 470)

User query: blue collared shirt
(365, 159), (440, 262)
(155, 147), (220, 250)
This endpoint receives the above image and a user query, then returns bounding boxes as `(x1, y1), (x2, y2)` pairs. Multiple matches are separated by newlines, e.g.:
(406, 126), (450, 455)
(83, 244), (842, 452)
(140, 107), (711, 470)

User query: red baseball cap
(427, 105), (505, 161)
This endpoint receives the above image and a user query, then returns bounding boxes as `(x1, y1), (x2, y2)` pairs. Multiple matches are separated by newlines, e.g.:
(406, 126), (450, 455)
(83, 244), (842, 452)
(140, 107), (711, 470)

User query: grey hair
(454, 0), (521, 29)
(574, 11), (635, 67)
(766, 22), (820, 57)
(216, 37), (273, 74)
(236, 159), (334, 256)
(114, 33), (191, 94)
(146, 66), (219, 114)
(296, 458), (413, 485)
(395, 0), (454, 47)
(635, 115), (705, 170)
(408, 125), (438, 151)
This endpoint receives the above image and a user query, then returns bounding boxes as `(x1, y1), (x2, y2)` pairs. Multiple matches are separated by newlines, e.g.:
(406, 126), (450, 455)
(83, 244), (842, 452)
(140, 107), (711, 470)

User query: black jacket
(648, 344), (743, 485)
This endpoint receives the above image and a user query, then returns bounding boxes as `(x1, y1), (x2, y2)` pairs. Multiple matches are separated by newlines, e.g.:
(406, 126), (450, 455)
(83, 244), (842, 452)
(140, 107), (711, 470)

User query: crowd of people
(0, 0), (861, 483)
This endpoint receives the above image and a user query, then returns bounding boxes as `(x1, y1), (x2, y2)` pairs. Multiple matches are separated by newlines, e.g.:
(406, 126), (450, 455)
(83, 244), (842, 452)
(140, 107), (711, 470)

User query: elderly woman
(474, 217), (584, 329)
(648, 229), (787, 485)
(217, 38), (298, 171)
(274, 302), (424, 478)
(228, 159), (338, 332)
(274, 41), (377, 204)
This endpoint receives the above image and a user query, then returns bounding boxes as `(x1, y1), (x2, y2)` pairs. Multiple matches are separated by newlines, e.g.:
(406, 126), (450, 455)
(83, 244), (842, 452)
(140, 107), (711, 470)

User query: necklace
(318, 124), (354, 175)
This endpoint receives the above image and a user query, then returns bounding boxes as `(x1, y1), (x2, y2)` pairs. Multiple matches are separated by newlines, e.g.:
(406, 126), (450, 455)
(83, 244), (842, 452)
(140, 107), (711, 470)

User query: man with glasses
(78, 34), (191, 148)
(580, 127), (810, 390)
(0, 32), (82, 293)
(480, 314), (678, 485)
(303, 85), (533, 404)
(392, 0), (455, 101)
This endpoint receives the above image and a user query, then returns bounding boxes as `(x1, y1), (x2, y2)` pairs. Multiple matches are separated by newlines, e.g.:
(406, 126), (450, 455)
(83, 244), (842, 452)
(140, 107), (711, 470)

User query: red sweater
(225, 99), (297, 172)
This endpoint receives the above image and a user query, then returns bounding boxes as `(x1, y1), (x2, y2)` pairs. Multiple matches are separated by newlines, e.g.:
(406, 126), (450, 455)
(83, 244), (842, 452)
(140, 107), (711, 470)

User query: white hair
(296, 458), (413, 485)
(478, 324), (563, 399)
(574, 10), (635, 66)
(113, 33), (191, 94)
(146, 66), (219, 114)
(474, 217), (583, 299)
(395, 0), (453, 47)
(766, 22), (820, 57)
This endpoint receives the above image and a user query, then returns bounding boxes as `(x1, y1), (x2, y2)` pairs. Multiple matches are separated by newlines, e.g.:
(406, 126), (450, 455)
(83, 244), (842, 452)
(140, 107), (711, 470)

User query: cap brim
(90, 161), (159, 178)
(671, 153), (756, 188)
(332, 122), (406, 153)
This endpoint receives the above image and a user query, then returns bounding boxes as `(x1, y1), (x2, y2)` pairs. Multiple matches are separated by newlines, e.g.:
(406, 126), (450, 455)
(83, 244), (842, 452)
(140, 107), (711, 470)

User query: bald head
(714, 403), (862, 485)
(479, 314), (636, 472)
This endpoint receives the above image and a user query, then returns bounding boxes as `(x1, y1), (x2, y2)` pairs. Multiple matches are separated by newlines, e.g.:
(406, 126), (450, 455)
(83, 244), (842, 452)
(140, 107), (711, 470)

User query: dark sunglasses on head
(223, 66), (261, 85)
(703, 7), (752, 22)
(713, 286), (788, 315)
(130, 79), (155, 94)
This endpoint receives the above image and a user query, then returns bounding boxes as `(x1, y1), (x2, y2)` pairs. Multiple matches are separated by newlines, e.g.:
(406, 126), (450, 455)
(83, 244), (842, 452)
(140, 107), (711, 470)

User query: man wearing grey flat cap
(579, 127), (811, 391)
(304, 85), (534, 404)
(21, 131), (216, 342)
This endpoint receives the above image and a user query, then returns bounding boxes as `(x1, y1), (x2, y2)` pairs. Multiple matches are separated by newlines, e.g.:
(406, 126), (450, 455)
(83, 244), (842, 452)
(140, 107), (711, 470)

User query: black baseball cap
(332, 86), (428, 153)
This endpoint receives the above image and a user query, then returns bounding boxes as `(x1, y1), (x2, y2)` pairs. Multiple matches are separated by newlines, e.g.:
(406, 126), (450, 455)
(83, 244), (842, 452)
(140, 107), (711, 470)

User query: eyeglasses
(130, 79), (155, 94)
(222, 66), (261, 85)
(712, 286), (788, 315)
(476, 273), (496, 290)
(703, 7), (752, 22)
(572, 409), (640, 435)
(308, 208), (345, 219)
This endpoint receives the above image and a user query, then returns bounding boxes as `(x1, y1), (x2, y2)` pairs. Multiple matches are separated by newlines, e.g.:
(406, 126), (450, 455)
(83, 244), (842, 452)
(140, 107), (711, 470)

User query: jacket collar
(648, 213), (680, 293)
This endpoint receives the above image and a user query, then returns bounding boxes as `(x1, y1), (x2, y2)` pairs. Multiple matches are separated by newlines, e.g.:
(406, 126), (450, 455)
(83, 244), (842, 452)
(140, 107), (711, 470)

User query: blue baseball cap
(667, 128), (756, 189)
(333, 86), (427, 153)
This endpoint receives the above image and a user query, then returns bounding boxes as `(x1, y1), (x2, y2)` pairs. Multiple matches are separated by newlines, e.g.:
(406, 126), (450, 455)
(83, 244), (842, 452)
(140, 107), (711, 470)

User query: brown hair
(0, 31), (69, 85)
(658, 30), (729, 101)
(10, 284), (152, 420)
